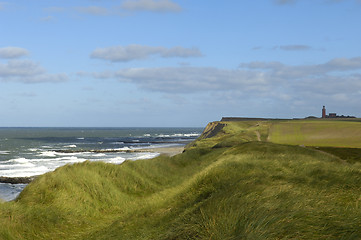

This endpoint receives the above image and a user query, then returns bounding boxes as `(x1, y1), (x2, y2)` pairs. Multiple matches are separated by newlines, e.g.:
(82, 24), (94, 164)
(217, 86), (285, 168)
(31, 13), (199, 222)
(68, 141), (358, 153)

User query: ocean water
(0, 127), (202, 201)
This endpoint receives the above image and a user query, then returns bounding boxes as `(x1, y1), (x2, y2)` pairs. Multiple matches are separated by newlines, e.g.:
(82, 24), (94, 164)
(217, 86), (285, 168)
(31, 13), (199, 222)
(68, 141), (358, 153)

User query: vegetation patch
(311, 146), (361, 164)
(268, 119), (361, 148)
(0, 120), (360, 239)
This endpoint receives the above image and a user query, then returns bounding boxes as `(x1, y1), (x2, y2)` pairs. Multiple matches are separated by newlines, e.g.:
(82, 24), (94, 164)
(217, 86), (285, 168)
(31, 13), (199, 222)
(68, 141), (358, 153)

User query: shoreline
(145, 146), (184, 157)
(0, 146), (185, 201)
(0, 146), (185, 185)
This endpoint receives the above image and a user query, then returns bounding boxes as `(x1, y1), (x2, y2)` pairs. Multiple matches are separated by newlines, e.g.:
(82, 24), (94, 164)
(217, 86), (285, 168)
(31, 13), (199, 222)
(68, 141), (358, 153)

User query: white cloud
(238, 57), (361, 108)
(274, 0), (296, 5)
(0, 47), (29, 59)
(17, 92), (38, 98)
(90, 44), (202, 62)
(240, 57), (361, 78)
(76, 6), (109, 16)
(0, 60), (68, 83)
(44, 1), (182, 18)
(160, 46), (203, 58)
(278, 45), (312, 51)
(326, 57), (361, 70)
(40, 16), (54, 22)
(86, 57), (361, 112)
(0, 60), (43, 76)
(276, 0), (361, 5)
(121, 0), (182, 12)
(45, 6), (66, 13)
(0, 2), (7, 10)
(252, 46), (262, 51)
(92, 67), (272, 93)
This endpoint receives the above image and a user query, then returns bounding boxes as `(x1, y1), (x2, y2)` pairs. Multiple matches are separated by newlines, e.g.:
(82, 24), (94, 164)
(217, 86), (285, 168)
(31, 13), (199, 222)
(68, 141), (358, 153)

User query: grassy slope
(0, 121), (360, 239)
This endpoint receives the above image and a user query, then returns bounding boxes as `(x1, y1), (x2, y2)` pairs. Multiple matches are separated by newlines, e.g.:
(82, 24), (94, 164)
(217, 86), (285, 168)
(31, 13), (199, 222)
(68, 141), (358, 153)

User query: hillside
(268, 119), (361, 148)
(0, 120), (360, 239)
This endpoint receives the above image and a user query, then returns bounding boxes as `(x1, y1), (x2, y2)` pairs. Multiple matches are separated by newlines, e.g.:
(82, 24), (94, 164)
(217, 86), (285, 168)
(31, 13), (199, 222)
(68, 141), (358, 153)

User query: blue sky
(1, 0), (361, 127)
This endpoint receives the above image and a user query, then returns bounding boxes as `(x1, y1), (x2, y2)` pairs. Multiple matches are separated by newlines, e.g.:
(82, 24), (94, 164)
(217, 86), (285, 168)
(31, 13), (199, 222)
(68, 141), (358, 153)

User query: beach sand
(147, 146), (184, 157)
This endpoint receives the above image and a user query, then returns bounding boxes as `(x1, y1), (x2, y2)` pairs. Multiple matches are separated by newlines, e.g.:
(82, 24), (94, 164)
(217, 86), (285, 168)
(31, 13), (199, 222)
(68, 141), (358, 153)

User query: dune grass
(0, 120), (360, 239)
(312, 147), (361, 164)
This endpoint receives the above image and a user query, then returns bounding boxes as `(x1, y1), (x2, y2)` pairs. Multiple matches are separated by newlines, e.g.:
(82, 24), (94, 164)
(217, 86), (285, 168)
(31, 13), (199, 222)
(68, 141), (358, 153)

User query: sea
(0, 127), (202, 201)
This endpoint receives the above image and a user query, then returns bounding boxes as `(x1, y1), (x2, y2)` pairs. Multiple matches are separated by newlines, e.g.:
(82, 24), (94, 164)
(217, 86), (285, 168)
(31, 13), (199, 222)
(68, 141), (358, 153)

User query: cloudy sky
(1, 0), (361, 127)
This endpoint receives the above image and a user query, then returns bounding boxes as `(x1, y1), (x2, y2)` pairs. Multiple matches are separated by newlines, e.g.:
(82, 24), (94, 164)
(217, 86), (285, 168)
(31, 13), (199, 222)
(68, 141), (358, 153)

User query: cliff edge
(198, 121), (226, 139)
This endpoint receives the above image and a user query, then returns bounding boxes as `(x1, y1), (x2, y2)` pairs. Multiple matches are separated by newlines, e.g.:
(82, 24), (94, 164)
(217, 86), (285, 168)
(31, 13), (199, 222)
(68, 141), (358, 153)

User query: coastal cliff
(198, 121), (225, 139)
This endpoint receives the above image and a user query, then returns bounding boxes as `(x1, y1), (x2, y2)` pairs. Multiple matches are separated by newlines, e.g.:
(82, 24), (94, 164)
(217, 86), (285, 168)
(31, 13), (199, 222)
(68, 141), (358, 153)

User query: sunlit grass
(0, 121), (360, 239)
(269, 119), (361, 148)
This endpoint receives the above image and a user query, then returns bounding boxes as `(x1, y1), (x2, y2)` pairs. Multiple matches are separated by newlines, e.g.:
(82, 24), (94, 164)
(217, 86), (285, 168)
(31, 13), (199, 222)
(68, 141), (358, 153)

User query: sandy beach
(147, 146), (185, 157)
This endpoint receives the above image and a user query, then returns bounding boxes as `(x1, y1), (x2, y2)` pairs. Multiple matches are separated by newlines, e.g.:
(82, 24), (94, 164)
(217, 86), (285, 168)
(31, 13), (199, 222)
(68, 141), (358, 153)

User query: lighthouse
(322, 106), (326, 118)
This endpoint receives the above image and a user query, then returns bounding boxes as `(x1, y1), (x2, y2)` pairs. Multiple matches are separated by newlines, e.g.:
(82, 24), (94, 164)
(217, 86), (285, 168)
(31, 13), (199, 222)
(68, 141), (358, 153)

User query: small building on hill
(321, 106), (355, 119)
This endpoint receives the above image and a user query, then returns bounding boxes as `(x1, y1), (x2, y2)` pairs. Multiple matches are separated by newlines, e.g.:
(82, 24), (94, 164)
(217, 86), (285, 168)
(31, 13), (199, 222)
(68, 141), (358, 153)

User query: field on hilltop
(268, 119), (361, 148)
(0, 120), (360, 239)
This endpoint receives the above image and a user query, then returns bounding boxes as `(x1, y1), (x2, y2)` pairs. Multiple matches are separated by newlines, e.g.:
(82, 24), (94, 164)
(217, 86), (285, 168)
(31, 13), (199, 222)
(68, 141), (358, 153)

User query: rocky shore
(0, 176), (37, 184)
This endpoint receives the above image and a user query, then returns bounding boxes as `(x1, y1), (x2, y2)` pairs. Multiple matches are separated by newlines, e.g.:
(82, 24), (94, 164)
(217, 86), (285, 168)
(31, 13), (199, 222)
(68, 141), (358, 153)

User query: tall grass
(0, 121), (360, 239)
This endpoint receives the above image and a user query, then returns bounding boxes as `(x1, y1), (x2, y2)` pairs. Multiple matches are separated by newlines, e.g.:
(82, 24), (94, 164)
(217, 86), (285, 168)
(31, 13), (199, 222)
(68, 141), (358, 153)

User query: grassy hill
(0, 119), (360, 239)
(268, 119), (361, 148)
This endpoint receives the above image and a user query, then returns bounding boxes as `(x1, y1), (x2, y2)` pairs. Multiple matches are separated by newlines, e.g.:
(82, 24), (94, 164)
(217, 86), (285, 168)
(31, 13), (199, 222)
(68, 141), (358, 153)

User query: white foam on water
(77, 137), (85, 140)
(64, 144), (77, 148)
(0, 151), (10, 155)
(58, 156), (85, 163)
(36, 151), (82, 158)
(157, 134), (175, 137)
(0, 166), (49, 177)
(129, 152), (159, 161)
(25, 158), (53, 162)
(55, 152), (82, 156)
(37, 151), (57, 157)
(10, 158), (31, 164)
(106, 147), (131, 151)
(28, 148), (39, 152)
(111, 142), (124, 145)
(0, 162), (35, 169)
(1, 140), (187, 179)
(157, 133), (200, 138)
(106, 156), (126, 164)
(93, 153), (106, 157)
(184, 133), (201, 137)
(143, 143), (184, 149)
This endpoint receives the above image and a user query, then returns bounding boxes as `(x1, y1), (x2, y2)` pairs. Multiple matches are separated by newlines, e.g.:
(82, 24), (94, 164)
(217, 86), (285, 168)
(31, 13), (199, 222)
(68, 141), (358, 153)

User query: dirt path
(255, 131), (261, 141)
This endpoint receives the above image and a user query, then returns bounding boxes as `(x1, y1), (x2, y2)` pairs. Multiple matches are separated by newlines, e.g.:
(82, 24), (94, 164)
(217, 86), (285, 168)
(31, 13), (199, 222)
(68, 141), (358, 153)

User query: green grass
(268, 119), (361, 148)
(310, 146), (361, 164)
(0, 120), (360, 239)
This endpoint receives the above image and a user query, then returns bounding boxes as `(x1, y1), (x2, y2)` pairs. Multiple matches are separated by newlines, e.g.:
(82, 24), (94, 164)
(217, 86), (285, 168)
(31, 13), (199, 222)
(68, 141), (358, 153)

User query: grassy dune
(0, 120), (360, 239)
